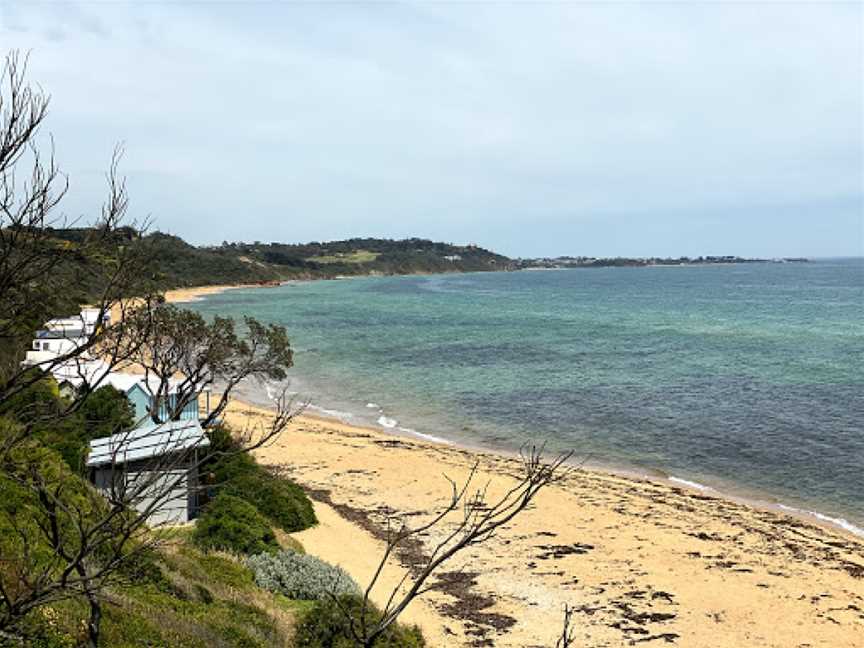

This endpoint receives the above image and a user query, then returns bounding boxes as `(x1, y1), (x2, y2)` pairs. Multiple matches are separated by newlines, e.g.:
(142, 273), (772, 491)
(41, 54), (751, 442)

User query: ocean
(187, 258), (864, 534)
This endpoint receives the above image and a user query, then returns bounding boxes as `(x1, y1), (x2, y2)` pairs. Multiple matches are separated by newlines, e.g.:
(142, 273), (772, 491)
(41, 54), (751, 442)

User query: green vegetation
(208, 445), (317, 533)
(247, 551), (360, 601)
(305, 250), (380, 265)
(0, 374), (133, 472)
(293, 596), (426, 648)
(191, 494), (279, 556)
(41, 230), (513, 292)
(241, 237), (511, 278)
(0, 419), (106, 590)
(13, 533), (294, 648)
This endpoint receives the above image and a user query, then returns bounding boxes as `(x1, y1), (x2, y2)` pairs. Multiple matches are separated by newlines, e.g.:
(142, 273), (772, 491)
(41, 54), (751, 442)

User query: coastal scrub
(246, 550), (360, 600)
(191, 493), (279, 556)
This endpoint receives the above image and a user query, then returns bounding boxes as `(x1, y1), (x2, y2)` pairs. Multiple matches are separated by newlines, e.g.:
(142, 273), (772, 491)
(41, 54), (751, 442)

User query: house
(86, 419), (210, 525)
(47, 359), (212, 428)
(124, 379), (210, 426)
(23, 308), (110, 367)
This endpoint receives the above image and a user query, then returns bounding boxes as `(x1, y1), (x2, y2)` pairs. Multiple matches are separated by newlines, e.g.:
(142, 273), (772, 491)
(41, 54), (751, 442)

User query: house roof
(86, 419), (210, 468)
(52, 359), (112, 386)
(36, 329), (86, 340)
(50, 362), (188, 396)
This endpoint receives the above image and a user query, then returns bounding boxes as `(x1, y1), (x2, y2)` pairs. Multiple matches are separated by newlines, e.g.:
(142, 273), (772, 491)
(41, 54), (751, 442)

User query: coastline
(165, 285), (864, 645)
(164, 282), (864, 542)
(163, 283), (261, 303)
(224, 397), (864, 647)
(270, 400), (864, 544)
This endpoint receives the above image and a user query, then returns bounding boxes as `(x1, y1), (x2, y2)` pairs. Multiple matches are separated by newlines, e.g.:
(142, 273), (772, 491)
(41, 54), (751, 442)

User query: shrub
(0, 377), (135, 473)
(77, 385), (135, 442)
(246, 550), (360, 601)
(206, 443), (316, 533)
(293, 595), (425, 648)
(224, 467), (316, 533)
(191, 493), (278, 556)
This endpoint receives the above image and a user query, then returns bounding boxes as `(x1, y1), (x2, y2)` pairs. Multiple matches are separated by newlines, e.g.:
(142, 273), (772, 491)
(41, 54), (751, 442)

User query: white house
(23, 308), (110, 367)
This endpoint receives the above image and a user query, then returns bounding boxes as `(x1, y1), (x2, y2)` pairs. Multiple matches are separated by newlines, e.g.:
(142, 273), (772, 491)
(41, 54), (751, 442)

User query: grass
(27, 533), (309, 647)
(103, 541), (289, 647)
(305, 250), (380, 264)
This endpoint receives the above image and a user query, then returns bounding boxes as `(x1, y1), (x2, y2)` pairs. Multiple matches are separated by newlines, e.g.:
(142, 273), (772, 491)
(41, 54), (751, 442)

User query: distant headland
(41, 227), (810, 293)
(514, 255), (810, 269)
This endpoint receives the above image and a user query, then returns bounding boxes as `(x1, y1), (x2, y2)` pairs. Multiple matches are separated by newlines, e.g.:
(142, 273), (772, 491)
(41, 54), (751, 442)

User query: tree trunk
(85, 593), (102, 648)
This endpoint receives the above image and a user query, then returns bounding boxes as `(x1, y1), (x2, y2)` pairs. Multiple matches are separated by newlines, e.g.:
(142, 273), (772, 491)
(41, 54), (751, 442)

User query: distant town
(514, 255), (809, 269)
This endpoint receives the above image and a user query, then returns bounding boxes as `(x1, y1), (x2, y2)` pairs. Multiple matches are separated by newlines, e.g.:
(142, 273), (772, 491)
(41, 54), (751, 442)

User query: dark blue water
(188, 259), (864, 532)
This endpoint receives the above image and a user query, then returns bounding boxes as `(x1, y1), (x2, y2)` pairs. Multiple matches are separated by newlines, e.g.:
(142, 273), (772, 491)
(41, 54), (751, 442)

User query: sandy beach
(163, 284), (257, 304)
(164, 285), (864, 647)
(221, 399), (864, 648)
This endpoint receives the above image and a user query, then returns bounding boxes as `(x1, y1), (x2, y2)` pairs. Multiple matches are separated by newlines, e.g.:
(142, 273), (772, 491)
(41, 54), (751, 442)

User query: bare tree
(332, 444), (573, 647)
(0, 50), (162, 454)
(0, 49), (300, 646)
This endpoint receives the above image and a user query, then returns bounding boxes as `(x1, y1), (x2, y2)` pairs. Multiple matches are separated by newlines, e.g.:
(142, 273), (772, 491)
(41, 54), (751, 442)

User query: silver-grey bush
(246, 550), (361, 600)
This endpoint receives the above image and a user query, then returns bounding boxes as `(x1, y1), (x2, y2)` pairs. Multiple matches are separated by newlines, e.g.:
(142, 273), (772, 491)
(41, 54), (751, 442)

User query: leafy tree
(76, 386), (135, 443)
(114, 304), (293, 427)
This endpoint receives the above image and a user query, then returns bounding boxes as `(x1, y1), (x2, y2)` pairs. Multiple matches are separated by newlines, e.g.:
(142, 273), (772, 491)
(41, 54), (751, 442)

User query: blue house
(126, 381), (204, 425)
(85, 373), (213, 429)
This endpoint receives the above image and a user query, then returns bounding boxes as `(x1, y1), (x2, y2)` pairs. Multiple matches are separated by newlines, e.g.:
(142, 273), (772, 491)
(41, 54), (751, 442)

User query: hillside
(211, 237), (512, 282)
(46, 229), (513, 290)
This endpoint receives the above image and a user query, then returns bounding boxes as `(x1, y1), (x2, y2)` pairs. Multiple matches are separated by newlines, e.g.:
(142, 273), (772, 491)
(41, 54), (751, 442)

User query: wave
(668, 473), (863, 538)
(377, 415), (398, 428)
(405, 429), (452, 445)
(668, 476), (715, 492)
(366, 402), (381, 409)
(777, 503), (864, 538)
(307, 404), (357, 423)
(376, 414), (451, 444)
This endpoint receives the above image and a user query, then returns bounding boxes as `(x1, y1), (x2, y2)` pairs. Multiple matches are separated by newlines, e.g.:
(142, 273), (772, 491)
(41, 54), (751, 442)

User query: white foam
(308, 405), (356, 423)
(366, 402), (381, 409)
(777, 504), (864, 538)
(403, 428), (452, 445)
(668, 476), (713, 492)
(377, 415), (398, 429)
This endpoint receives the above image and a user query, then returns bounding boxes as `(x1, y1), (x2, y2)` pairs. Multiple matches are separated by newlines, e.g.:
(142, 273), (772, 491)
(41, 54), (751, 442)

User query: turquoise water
(188, 259), (864, 532)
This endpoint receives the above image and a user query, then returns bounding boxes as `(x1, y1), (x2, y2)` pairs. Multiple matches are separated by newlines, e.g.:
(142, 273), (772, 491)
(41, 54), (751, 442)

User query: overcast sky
(1, 2), (861, 258)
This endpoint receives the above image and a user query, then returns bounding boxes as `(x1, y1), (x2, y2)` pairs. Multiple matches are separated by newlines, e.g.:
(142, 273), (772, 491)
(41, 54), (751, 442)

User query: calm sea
(188, 259), (864, 534)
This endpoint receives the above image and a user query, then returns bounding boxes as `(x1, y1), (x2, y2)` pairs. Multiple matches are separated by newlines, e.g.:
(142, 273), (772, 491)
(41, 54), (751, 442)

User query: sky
(0, 2), (861, 258)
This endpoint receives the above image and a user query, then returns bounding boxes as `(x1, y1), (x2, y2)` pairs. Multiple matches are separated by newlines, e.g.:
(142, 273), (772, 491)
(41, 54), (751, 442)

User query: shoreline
(165, 283), (864, 541)
(278, 402), (864, 544)
(163, 283), (262, 303)
(224, 397), (864, 647)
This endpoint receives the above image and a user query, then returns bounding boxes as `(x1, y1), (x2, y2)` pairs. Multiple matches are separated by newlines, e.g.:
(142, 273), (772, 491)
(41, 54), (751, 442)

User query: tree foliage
(114, 304), (293, 426)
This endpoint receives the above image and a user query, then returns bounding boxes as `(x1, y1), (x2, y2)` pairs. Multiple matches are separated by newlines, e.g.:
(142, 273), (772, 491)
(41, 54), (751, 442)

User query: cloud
(0, 1), (860, 257)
